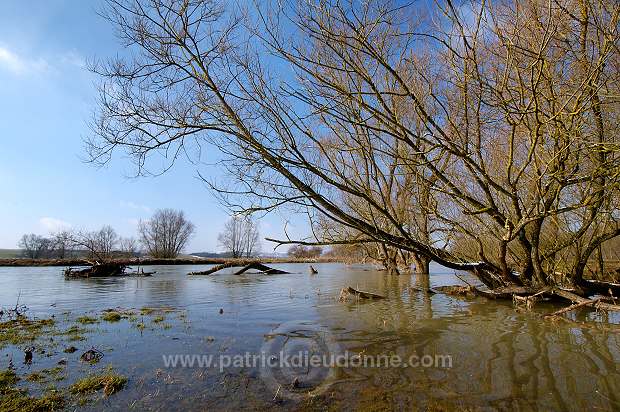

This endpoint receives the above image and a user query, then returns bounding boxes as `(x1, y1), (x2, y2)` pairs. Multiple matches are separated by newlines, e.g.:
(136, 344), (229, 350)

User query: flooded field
(1, 263), (619, 411)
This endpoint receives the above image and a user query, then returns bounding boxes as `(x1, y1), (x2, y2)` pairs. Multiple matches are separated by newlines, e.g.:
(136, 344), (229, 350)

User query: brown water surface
(0, 263), (618, 411)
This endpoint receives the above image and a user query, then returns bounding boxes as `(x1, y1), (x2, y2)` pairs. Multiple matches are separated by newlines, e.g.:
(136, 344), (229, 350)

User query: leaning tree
(88, 0), (620, 294)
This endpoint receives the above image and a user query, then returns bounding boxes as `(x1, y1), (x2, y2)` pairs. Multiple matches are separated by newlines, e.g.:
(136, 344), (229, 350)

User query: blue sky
(0, 0), (308, 252)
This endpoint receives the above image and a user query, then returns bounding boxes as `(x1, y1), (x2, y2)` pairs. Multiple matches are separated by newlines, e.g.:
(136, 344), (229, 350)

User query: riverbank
(0, 256), (341, 267)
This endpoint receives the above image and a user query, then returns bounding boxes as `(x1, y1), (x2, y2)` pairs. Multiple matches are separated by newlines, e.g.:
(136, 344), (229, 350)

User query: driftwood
(432, 285), (512, 299)
(64, 263), (127, 278)
(188, 261), (290, 276)
(339, 286), (385, 301)
(544, 297), (604, 318)
(126, 270), (156, 277)
(231, 263), (289, 275)
(551, 288), (620, 312)
(309, 265), (318, 274)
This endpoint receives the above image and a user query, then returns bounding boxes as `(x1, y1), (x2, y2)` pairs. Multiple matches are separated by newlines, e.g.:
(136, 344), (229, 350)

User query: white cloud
(0, 46), (49, 75)
(120, 201), (151, 213)
(39, 217), (72, 233)
(59, 50), (86, 69)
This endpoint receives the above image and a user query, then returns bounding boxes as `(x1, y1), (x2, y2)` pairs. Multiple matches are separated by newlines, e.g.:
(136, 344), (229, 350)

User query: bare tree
(87, 0), (620, 295)
(218, 215), (261, 258)
(288, 245), (322, 259)
(51, 230), (73, 259)
(138, 209), (195, 258)
(71, 226), (119, 261)
(18, 234), (53, 259)
(119, 237), (139, 258)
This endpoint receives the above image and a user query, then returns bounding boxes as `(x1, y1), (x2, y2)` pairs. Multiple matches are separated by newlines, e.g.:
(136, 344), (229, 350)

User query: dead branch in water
(544, 297), (604, 319)
(339, 287), (385, 301)
(188, 261), (289, 276)
(551, 288), (620, 312)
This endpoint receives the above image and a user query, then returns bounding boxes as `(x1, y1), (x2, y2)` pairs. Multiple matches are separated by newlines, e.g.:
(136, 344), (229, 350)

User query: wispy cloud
(120, 201), (151, 213)
(0, 46), (49, 75)
(59, 50), (86, 69)
(39, 217), (72, 233)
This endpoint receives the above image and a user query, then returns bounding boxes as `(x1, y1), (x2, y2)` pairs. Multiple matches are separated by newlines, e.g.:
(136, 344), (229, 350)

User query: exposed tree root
(433, 281), (620, 320)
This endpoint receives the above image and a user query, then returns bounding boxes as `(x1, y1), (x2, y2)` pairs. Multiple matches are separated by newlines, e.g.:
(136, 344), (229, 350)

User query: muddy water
(0, 263), (619, 411)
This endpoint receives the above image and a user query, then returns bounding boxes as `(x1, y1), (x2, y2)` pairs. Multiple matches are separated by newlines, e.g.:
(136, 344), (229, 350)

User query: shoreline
(0, 256), (341, 267)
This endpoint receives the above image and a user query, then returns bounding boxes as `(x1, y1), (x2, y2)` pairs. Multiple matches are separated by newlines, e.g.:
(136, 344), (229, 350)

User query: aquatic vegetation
(140, 306), (178, 316)
(0, 388), (65, 412)
(0, 369), (19, 387)
(68, 334), (85, 342)
(63, 325), (87, 335)
(0, 317), (55, 347)
(101, 312), (122, 322)
(70, 373), (127, 396)
(39, 367), (66, 382)
(25, 372), (45, 383)
(75, 316), (98, 325)
(0, 369), (64, 411)
(62, 325), (88, 342)
(140, 307), (155, 315)
(152, 316), (165, 323)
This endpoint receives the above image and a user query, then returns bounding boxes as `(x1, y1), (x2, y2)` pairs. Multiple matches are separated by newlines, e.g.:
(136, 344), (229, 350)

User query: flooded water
(1, 263), (619, 411)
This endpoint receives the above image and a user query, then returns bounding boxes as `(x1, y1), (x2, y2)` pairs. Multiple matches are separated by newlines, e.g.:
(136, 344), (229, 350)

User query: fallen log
(582, 279), (620, 297)
(231, 263), (289, 275)
(188, 262), (240, 276)
(339, 286), (385, 301)
(126, 270), (156, 277)
(544, 297), (604, 318)
(551, 288), (620, 312)
(188, 261), (290, 276)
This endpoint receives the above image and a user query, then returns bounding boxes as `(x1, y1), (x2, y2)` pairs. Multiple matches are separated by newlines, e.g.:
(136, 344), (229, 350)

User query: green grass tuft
(70, 373), (127, 396)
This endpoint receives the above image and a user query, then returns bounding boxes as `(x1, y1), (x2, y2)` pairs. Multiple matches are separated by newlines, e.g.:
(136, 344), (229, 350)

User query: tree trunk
(413, 254), (430, 275)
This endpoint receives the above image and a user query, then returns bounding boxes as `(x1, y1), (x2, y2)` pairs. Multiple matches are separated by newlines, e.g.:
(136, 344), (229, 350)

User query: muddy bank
(0, 256), (340, 267)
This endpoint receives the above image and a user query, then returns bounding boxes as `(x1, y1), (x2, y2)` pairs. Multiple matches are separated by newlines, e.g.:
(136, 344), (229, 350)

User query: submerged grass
(70, 373), (128, 396)
(0, 317), (55, 348)
(0, 369), (19, 387)
(1, 369), (65, 411)
(0, 388), (65, 412)
(75, 316), (98, 325)
(101, 312), (122, 322)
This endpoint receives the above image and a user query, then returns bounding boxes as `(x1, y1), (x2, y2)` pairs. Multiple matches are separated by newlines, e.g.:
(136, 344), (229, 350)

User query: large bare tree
(88, 0), (620, 294)
(138, 209), (195, 258)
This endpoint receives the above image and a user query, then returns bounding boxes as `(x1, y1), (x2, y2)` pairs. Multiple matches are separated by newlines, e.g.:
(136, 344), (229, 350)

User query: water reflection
(1, 263), (619, 410)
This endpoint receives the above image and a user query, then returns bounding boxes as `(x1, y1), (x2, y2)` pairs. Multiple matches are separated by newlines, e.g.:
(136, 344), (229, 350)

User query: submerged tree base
(428, 283), (620, 319)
